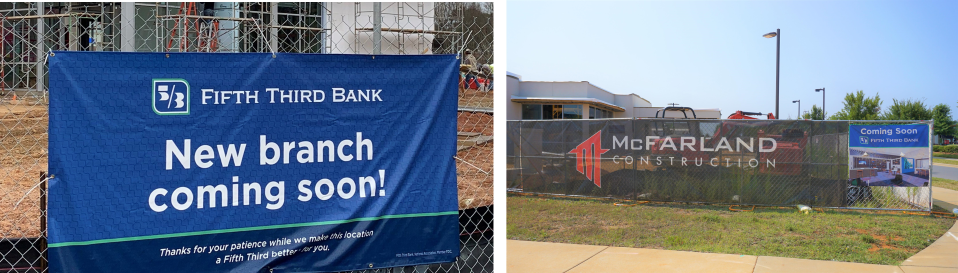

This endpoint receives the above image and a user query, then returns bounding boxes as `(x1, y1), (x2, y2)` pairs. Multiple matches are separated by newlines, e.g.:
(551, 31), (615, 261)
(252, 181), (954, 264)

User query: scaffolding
(354, 2), (459, 54)
(0, 2), (494, 273)
(0, 2), (493, 101)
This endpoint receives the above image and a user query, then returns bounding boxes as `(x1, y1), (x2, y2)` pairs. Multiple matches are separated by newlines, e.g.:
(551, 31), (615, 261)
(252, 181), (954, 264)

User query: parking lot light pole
(815, 88), (825, 117)
(792, 100), (800, 119)
(764, 29), (780, 119)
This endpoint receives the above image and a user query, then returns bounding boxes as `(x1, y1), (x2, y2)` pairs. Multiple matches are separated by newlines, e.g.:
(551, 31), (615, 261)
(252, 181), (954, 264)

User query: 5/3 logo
(153, 79), (190, 115)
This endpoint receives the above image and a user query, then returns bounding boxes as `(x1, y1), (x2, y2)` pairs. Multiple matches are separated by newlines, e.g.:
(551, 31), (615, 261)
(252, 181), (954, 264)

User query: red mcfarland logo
(569, 131), (609, 187)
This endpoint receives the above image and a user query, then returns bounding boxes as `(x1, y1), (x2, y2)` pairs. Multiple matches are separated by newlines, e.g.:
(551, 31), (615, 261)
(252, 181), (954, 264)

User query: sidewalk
(508, 187), (958, 273)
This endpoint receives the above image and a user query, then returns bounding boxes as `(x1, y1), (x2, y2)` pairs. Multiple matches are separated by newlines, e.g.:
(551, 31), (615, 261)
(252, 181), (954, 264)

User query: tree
(829, 90), (881, 120)
(881, 99), (932, 120)
(435, 3), (494, 64)
(932, 103), (957, 144)
(801, 104), (826, 120)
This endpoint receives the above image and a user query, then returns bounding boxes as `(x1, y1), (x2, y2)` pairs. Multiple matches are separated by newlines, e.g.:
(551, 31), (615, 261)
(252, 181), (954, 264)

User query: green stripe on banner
(849, 146), (925, 148)
(49, 211), (458, 248)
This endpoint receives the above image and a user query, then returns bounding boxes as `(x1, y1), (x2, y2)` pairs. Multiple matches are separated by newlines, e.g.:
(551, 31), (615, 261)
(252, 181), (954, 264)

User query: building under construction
(0, 2), (493, 272)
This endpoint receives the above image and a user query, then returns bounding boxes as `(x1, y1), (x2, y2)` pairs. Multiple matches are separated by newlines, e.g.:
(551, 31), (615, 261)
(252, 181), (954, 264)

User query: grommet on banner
(49, 52), (54, 57)
(165, 54), (169, 58)
(272, 53), (276, 58)
(372, 56), (375, 60)
(368, 263), (373, 268)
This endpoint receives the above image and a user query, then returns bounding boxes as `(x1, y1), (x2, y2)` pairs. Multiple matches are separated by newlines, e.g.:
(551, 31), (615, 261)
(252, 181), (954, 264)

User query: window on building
(551, 105), (564, 119)
(522, 104), (542, 120)
(522, 104), (590, 120)
(563, 105), (582, 119)
(541, 105), (558, 119)
(588, 106), (613, 119)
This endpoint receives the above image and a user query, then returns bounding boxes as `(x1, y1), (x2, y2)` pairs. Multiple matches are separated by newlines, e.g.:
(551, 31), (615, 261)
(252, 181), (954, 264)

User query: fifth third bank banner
(47, 52), (460, 272)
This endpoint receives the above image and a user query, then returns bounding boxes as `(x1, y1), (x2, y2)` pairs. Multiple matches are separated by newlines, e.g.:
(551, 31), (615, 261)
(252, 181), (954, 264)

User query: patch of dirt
(855, 228), (904, 242)
(855, 228), (905, 253)
(458, 112), (493, 136)
(455, 110), (493, 210)
(0, 103), (48, 238)
(867, 244), (904, 253)
(458, 89), (493, 109)
(456, 142), (493, 209)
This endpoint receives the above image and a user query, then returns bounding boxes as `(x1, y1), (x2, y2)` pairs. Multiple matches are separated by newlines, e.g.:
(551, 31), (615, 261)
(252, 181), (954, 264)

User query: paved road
(933, 163), (958, 180)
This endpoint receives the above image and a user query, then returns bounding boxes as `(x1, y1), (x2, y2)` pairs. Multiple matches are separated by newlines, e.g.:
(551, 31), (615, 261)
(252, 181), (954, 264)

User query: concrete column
(214, 2), (239, 52)
(120, 2), (135, 52)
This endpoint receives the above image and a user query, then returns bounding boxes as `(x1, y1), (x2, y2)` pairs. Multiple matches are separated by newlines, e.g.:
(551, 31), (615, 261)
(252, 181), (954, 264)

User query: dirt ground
(459, 88), (494, 109)
(456, 141), (493, 209)
(0, 101), (493, 238)
(456, 109), (494, 209)
(0, 102), (48, 238)
(458, 111), (494, 136)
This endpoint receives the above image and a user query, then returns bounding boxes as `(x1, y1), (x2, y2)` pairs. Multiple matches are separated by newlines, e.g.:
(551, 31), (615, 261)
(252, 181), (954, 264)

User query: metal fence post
(39, 171), (47, 272)
(35, 2), (45, 100)
(373, 2), (381, 54)
(928, 120), (934, 211)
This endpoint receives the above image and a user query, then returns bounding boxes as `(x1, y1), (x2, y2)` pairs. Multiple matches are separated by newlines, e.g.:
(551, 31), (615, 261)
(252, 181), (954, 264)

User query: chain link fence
(507, 119), (932, 212)
(0, 2), (492, 272)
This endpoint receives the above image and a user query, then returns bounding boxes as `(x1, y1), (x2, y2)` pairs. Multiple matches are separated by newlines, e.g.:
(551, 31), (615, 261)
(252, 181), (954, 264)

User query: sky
(507, 0), (958, 119)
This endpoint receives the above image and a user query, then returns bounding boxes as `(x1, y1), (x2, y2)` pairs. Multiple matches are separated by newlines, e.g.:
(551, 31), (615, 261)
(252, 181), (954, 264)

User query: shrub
(939, 145), (958, 154)
(936, 152), (958, 159)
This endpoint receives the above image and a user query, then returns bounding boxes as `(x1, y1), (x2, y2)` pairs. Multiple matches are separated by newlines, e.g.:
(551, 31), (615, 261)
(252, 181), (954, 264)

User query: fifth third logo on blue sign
(153, 79), (189, 115)
(860, 136), (869, 145)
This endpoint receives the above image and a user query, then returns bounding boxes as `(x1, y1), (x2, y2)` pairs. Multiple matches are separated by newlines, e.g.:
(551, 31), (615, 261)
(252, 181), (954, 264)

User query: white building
(506, 72), (721, 120)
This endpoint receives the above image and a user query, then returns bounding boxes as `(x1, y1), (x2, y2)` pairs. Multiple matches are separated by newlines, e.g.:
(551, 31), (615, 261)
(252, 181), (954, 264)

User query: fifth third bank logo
(152, 79), (189, 115)
(859, 136), (869, 145)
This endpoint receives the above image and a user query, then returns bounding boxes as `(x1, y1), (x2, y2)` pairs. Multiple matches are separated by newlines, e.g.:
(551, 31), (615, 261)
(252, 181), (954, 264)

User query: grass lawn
(507, 196), (955, 265)
(933, 157), (958, 166)
(932, 177), (958, 192)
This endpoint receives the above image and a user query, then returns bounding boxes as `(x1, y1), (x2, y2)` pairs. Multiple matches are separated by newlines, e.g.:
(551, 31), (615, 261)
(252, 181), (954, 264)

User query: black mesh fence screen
(507, 119), (933, 211)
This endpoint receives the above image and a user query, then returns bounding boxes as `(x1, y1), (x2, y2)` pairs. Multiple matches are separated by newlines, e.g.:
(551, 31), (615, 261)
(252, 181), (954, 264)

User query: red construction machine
(648, 107), (806, 176)
(727, 110), (776, 120)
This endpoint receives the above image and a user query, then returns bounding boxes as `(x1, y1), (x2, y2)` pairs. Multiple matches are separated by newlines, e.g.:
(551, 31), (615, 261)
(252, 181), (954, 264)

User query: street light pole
(764, 29), (780, 119)
(776, 29), (780, 120)
(815, 87), (825, 118)
(793, 100), (800, 119)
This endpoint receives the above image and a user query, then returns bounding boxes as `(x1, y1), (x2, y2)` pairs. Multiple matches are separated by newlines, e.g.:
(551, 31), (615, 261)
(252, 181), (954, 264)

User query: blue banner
(849, 124), (929, 148)
(47, 52), (460, 272)
(848, 124), (931, 187)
